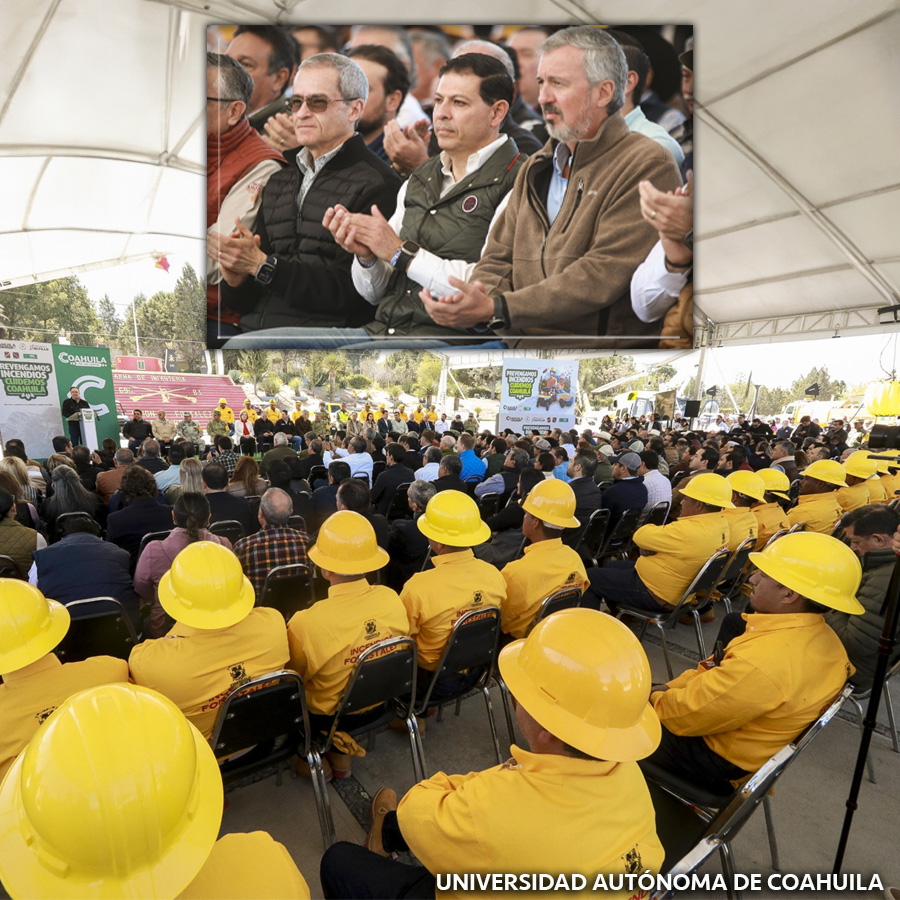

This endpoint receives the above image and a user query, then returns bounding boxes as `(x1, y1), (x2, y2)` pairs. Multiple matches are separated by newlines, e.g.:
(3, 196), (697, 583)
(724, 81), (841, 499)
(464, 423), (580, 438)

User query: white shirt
(434, 420), (450, 435)
(414, 462), (440, 482)
(351, 136), (512, 303)
(343, 451), (374, 485)
(641, 469), (673, 514)
(631, 240), (691, 324)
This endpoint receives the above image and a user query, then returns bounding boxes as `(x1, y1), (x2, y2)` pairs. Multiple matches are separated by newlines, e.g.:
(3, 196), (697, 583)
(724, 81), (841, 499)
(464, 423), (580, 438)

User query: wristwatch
(389, 240), (420, 271)
(471, 295), (509, 333)
(254, 254), (277, 285)
(683, 229), (693, 253)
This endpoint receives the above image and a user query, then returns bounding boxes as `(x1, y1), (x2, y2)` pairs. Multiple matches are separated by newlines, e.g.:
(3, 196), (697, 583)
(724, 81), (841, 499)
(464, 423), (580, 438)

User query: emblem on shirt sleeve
(365, 619), (377, 637)
(472, 590), (483, 606)
(229, 663), (248, 684)
(623, 846), (643, 874)
(35, 706), (56, 724)
(461, 195), (478, 213)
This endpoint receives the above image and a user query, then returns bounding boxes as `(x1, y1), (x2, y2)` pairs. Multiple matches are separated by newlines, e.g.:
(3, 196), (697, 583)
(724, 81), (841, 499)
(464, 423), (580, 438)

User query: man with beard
(346, 45), (410, 164)
(419, 25), (681, 346)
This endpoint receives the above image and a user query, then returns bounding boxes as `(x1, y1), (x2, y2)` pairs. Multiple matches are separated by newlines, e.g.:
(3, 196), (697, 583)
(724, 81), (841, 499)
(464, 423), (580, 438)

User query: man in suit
(600, 450), (648, 530)
(311, 460), (350, 531)
(385, 479), (436, 591)
(372, 443), (415, 517)
(567, 451), (604, 518)
(432, 455), (467, 494)
(201, 463), (254, 535)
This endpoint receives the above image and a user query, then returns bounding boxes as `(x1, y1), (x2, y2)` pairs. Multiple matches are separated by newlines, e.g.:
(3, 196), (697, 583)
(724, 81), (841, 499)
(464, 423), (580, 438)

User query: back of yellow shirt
(867, 477), (887, 504)
(722, 506), (758, 552)
(787, 493), (841, 534)
(634, 512), (730, 605)
(752, 502), (789, 548)
(401, 550), (507, 669)
(129, 608), (289, 739)
(836, 481), (871, 513)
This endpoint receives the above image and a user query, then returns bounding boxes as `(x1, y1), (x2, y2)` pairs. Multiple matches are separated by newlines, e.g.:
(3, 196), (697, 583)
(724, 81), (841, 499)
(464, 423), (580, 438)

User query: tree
(96, 294), (121, 344)
(789, 367), (846, 401)
(578, 355), (639, 403)
(2, 278), (102, 345)
(171, 264), (205, 371)
(320, 351), (348, 400)
(237, 349), (270, 393)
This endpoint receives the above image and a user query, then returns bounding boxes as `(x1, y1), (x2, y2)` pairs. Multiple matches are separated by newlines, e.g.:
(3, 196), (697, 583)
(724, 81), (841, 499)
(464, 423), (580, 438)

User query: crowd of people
(1, 399), (897, 895)
(206, 24), (693, 350)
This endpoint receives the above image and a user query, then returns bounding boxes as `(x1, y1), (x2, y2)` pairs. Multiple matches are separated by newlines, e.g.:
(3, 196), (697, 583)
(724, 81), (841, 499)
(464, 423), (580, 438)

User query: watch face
(255, 256), (277, 285)
(401, 240), (420, 256)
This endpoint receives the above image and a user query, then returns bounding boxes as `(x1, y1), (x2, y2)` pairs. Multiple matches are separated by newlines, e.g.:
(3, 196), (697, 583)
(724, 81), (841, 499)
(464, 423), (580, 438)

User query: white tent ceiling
(2, 0), (898, 347)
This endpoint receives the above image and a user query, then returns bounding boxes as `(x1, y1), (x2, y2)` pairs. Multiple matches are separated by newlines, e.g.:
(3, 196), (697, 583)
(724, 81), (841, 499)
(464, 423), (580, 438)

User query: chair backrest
(257, 563), (315, 619)
(210, 669), (309, 760)
(505, 490), (519, 508)
(287, 514), (307, 533)
(209, 519), (245, 545)
(762, 529), (788, 549)
(0, 554), (24, 579)
(308, 465), (328, 488)
(719, 535), (758, 584)
(534, 586), (583, 626)
(387, 482), (412, 521)
(478, 493), (501, 520)
(561, 514), (590, 549)
(787, 521), (806, 534)
(245, 495), (262, 522)
(372, 460), (386, 484)
(599, 507), (642, 557)
(830, 520), (846, 540)
(578, 508), (611, 561)
(420, 607), (501, 709)
(54, 511), (94, 540)
(53, 597), (138, 663)
(788, 478), (802, 503)
(137, 529), (171, 560)
(643, 500), (670, 528)
(672, 548), (732, 612)
(164, 484), (182, 505)
(463, 473), (483, 484)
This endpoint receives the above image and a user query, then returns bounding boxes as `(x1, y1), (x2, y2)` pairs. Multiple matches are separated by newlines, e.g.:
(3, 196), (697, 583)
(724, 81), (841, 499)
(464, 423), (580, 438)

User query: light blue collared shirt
(546, 143), (572, 225)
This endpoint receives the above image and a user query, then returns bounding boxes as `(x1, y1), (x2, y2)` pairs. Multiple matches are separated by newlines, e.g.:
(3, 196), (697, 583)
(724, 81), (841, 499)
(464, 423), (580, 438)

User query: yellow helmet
(843, 451), (877, 480)
(218, 397), (227, 404)
(158, 542), (254, 630)
(309, 510), (389, 574)
(0, 581), (70, 676)
(0, 684), (222, 899)
(748, 532), (864, 615)
(499, 609), (661, 761)
(417, 491), (491, 547)
(680, 472), (735, 508)
(243, 399), (252, 406)
(873, 449), (900, 475)
(803, 459), (847, 487)
(726, 470), (766, 503)
(522, 478), (580, 529)
(758, 467), (791, 500)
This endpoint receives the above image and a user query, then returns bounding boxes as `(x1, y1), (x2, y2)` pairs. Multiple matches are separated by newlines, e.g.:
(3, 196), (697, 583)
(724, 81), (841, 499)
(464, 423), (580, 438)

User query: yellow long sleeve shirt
(400, 549), (507, 669)
(500, 539), (589, 639)
(787, 493), (841, 534)
(867, 477), (888, 504)
(836, 481), (871, 513)
(397, 746), (664, 900)
(722, 506), (757, 552)
(218, 405), (235, 424)
(652, 612), (852, 771)
(752, 502), (789, 548)
(633, 512), (730, 606)
(287, 580), (408, 715)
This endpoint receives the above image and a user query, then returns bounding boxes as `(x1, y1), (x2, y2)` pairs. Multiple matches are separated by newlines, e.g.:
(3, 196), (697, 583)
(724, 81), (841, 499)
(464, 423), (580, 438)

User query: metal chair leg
(494, 676), (517, 749)
(850, 696), (877, 783)
(884, 680), (899, 753)
(762, 794), (780, 871)
(481, 686), (504, 764)
(309, 751), (336, 848)
(656, 622), (673, 679)
(720, 843), (740, 900)
(690, 609), (707, 660)
(406, 715), (425, 783)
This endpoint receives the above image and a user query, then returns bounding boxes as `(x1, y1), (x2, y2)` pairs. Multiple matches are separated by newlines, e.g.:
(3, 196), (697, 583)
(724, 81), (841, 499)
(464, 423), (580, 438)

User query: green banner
(52, 345), (119, 447)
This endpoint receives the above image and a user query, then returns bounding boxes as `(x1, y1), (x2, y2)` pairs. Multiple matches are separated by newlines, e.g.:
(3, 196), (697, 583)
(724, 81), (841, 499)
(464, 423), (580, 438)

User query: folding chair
(245, 495), (262, 524)
(644, 684), (853, 895)
(372, 460), (386, 485)
(788, 479), (802, 505)
(595, 508), (643, 563)
(54, 597), (139, 663)
(257, 563), (315, 620)
(786, 521), (806, 534)
(287, 514), (307, 533)
(136, 529), (171, 562)
(311, 637), (424, 815)
(641, 500), (670, 528)
(716, 536), (759, 613)
(533, 586), (583, 628)
(53, 511), (95, 541)
(210, 670), (334, 849)
(762, 529), (788, 549)
(209, 518), (245, 546)
(308, 465), (328, 489)
(843, 658), (900, 783)
(478, 493), (501, 520)
(617, 548), (732, 677)
(577, 508), (611, 566)
(560, 514), (590, 550)
(0, 554), (24, 579)
(386, 483), (412, 522)
(413, 607), (513, 775)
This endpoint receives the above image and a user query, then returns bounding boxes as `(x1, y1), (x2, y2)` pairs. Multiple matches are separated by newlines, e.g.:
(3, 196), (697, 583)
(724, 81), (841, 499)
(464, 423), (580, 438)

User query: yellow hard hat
(243, 399), (252, 405)
(522, 478), (580, 528)
(309, 510), (389, 574)
(843, 451), (877, 480)
(0, 581), (70, 675)
(758, 467), (791, 500)
(873, 449), (900, 475)
(499, 609), (661, 761)
(749, 532), (864, 615)
(0, 684), (222, 899)
(726, 470), (766, 503)
(803, 459), (847, 487)
(417, 490), (491, 547)
(158, 542), (254, 629)
(218, 397), (227, 404)
(680, 472), (735, 508)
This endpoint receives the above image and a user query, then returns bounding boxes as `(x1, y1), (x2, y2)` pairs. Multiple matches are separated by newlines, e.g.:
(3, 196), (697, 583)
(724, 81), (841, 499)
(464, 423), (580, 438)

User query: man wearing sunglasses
(209, 53), (401, 338)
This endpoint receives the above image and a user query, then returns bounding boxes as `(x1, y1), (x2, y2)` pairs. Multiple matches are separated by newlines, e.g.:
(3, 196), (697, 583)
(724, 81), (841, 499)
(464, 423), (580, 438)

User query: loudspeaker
(683, 400), (701, 418)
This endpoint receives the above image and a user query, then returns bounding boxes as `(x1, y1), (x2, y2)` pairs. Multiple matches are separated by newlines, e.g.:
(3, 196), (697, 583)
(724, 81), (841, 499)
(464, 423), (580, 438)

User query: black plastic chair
(617, 548), (732, 677)
(209, 519), (245, 546)
(717, 535), (760, 613)
(560, 514), (590, 550)
(54, 597), (139, 663)
(136, 529), (171, 562)
(386, 483), (412, 522)
(53, 510), (95, 541)
(210, 670), (333, 849)
(645, 684), (853, 894)
(257, 563), (315, 620)
(642, 500), (670, 528)
(577, 508), (611, 566)
(287, 514), (307, 533)
(0, 554), (24, 579)
(245, 494), (262, 524)
(533, 586), (583, 629)
(478, 493), (501, 520)
(372, 459), (386, 485)
(308, 465), (328, 489)
(595, 507), (643, 562)
(412, 607), (513, 775)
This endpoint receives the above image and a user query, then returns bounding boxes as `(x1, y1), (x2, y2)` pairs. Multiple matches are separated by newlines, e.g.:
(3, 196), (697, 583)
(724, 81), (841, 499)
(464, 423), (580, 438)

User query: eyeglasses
(207, 96), (241, 103)
(284, 95), (357, 114)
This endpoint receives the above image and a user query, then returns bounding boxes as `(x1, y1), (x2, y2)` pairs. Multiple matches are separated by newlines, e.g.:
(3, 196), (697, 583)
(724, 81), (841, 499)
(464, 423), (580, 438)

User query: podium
(79, 408), (99, 451)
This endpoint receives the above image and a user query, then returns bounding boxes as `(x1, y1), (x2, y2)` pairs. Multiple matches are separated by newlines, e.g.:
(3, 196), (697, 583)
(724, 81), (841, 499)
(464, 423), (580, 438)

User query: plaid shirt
(216, 449), (241, 478)
(234, 525), (310, 598)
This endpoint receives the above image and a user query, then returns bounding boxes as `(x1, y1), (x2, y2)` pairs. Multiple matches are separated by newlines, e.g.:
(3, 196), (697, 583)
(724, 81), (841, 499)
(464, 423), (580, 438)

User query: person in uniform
(838, 453), (878, 513)
(129, 541), (289, 739)
(242, 398), (259, 422)
(649, 532), (860, 794)
(177, 411), (206, 454)
(217, 397), (236, 435)
(499, 479), (589, 639)
(787, 459), (844, 534)
(752, 468), (791, 546)
(287, 510), (408, 778)
(319, 608), (664, 898)
(0, 580), (129, 783)
(207, 408), (230, 443)
(0, 683), (309, 899)
(583, 472), (731, 614)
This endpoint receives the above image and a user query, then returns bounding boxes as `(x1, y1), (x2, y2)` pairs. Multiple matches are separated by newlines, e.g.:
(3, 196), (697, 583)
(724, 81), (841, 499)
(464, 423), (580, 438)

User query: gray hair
(273, 432), (289, 446)
(207, 51), (253, 108)
(424, 446), (442, 465)
(509, 447), (530, 468)
(260, 487), (293, 527)
(408, 479), (436, 511)
(409, 29), (451, 68)
(454, 40), (515, 82)
(114, 448), (134, 465)
(300, 52), (369, 104)
(540, 26), (627, 115)
(439, 434), (456, 451)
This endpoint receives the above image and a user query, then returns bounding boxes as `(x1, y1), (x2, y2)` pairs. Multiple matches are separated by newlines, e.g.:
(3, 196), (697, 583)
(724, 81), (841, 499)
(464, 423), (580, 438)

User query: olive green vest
(366, 140), (524, 340)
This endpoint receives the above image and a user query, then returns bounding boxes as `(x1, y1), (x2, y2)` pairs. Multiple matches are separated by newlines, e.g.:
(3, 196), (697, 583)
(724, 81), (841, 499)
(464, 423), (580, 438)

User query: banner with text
(52, 345), (119, 449)
(499, 358), (580, 433)
(0, 341), (62, 459)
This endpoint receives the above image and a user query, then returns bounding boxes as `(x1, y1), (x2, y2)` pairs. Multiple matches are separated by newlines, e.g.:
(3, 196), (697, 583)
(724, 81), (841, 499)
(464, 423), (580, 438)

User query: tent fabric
(1, 0), (898, 346)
